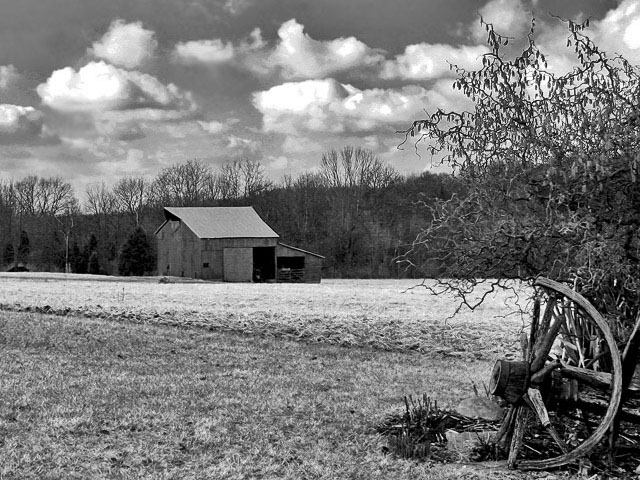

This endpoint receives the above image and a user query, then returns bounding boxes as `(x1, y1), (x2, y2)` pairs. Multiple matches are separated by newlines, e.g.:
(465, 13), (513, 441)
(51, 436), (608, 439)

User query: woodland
(0, 149), (463, 278)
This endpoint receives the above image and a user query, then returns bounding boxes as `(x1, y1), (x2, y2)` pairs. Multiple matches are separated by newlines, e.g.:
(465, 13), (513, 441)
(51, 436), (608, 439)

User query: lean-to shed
(155, 206), (323, 283)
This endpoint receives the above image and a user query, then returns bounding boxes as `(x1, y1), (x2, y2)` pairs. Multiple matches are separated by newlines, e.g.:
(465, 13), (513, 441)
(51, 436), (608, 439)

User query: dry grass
(0, 310), (535, 480)
(0, 274), (545, 478)
(0, 274), (527, 359)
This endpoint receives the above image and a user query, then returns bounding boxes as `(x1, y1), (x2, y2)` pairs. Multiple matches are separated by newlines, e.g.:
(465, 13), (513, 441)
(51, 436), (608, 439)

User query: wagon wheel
(490, 277), (623, 470)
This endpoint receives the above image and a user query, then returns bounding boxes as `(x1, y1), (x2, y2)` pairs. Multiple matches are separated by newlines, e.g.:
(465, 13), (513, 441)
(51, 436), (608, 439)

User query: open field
(0, 275), (544, 479)
(0, 274), (527, 360)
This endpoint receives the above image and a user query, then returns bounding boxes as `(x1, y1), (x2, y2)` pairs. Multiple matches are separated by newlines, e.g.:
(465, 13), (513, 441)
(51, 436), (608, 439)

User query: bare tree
(12, 175), (75, 217)
(152, 159), (214, 206)
(240, 159), (273, 197)
(218, 160), (242, 200)
(54, 198), (80, 273)
(35, 177), (75, 216)
(320, 147), (400, 189)
(113, 176), (151, 226)
(13, 175), (38, 216)
(401, 17), (640, 327)
(84, 182), (117, 216)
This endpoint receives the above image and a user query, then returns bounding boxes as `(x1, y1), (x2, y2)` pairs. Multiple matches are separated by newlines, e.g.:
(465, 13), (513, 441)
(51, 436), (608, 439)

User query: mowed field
(0, 274), (533, 479)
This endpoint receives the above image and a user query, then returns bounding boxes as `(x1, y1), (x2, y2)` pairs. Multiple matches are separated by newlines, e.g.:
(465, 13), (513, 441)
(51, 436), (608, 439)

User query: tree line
(0, 148), (463, 278)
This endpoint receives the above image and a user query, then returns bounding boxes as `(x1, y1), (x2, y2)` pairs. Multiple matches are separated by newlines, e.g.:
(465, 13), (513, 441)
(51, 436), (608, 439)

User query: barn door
(223, 248), (253, 282)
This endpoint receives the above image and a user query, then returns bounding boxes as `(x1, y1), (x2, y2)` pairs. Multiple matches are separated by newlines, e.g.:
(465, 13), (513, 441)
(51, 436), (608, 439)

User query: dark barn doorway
(253, 247), (275, 282)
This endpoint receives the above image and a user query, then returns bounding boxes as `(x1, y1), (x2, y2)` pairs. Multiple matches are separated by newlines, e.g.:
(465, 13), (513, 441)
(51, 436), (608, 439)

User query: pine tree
(2, 242), (14, 266)
(118, 227), (155, 276)
(17, 230), (30, 264)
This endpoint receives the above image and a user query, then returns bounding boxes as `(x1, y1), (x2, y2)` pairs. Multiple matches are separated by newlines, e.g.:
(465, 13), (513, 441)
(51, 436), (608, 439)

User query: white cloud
(532, 0), (640, 74)
(223, 0), (254, 16)
(268, 19), (385, 79)
(0, 65), (20, 90)
(267, 155), (289, 170)
(0, 104), (58, 145)
(175, 39), (236, 64)
(472, 0), (530, 42)
(382, 43), (488, 80)
(198, 120), (228, 134)
(95, 119), (146, 141)
(226, 134), (259, 152)
(281, 135), (323, 155)
(253, 79), (439, 134)
(90, 19), (158, 69)
(173, 19), (384, 79)
(592, 0), (640, 62)
(173, 27), (265, 67)
(37, 61), (195, 115)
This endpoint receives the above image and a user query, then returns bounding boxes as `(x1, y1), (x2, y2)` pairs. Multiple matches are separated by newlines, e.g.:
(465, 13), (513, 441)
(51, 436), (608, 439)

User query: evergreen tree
(2, 242), (14, 266)
(84, 234), (99, 273)
(17, 230), (30, 264)
(118, 227), (155, 276)
(87, 250), (101, 275)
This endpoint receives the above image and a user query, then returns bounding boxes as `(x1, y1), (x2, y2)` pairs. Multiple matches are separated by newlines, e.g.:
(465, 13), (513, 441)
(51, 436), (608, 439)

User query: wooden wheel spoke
(494, 405), (516, 447)
(508, 405), (529, 469)
(525, 388), (568, 454)
(531, 300), (566, 372)
(560, 364), (614, 390)
(493, 277), (623, 471)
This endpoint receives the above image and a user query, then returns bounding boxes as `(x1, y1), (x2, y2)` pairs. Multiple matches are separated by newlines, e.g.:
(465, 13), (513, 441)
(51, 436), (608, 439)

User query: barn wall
(223, 247), (253, 282)
(156, 220), (201, 278)
(304, 255), (323, 283)
(202, 237), (278, 281)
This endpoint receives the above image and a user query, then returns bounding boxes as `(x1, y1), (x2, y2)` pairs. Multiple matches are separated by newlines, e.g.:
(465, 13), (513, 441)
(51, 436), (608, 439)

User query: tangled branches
(400, 17), (640, 336)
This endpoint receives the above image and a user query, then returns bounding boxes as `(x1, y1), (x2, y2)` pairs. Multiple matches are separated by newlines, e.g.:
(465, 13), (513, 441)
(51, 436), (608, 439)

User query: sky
(0, 0), (639, 193)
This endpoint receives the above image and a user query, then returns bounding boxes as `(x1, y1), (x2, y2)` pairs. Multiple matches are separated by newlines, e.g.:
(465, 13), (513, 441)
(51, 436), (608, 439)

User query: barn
(155, 206), (323, 283)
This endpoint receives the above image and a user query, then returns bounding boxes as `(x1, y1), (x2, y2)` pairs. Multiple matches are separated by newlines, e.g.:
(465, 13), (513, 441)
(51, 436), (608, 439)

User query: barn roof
(278, 242), (325, 259)
(159, 206), (279, 239)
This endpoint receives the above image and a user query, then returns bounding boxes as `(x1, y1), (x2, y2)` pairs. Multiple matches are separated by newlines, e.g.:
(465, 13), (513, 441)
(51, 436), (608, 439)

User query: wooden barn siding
(156, 220), (201, 278)
(275, 244), (322, 283)
(202, 238), (278, 281)
(303, 256), (323, 283)
(222, 247), (253, 282)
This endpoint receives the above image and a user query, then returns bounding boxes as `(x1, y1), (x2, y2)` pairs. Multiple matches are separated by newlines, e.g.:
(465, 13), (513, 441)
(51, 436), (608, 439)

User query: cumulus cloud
(174, 28), (265, 66)
(0, 65), (20, 90)
(252, 79), (440, 134)
(530, 0), (640, 75)
(226, 134), (259, 152)
(223, 0), (254, 16)
(37, 61), (195, 115)
(95, 119), (146, 141)
(591, 0), (640, 63)
(472, 0), (531, 42)
(175, 39), (236, 64)
(90, 19), (158, 69)
(198, 120), (228, 134)
(268, 19), (385, 79)
(173, 19), (384, 79)
(0, 104), (58, 145)
(382, 43), (488, 80)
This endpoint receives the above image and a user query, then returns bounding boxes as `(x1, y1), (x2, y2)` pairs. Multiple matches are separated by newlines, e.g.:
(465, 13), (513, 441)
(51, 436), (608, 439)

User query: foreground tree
(402, 18), (640, 333)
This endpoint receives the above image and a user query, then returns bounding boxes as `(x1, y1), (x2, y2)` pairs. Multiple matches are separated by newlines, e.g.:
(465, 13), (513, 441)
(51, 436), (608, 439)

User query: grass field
(0, 274), (540, 479)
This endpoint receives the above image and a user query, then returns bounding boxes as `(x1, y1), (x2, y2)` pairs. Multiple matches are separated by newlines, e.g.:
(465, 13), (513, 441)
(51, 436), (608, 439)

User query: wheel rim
(494, 277), (623, 470)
